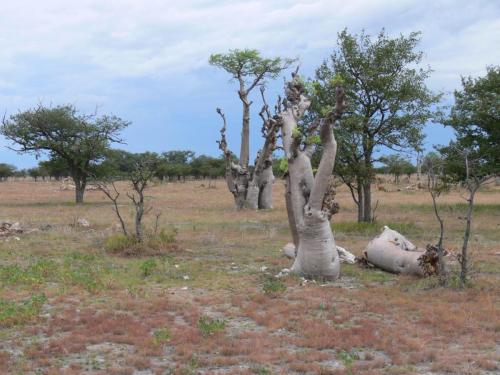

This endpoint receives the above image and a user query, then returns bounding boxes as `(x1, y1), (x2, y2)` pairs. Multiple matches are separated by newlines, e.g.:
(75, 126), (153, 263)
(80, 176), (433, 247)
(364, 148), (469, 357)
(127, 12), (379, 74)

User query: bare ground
(0, 178), (499, 374)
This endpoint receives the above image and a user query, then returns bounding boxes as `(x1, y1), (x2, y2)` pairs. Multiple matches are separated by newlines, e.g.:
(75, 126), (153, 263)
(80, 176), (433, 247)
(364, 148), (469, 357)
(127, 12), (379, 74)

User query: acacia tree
(39, 157), (71, 180)
(277, 72), (345, 279)
(156, 150), (194, 182)
(1, 105), (129, 203)
(440, 66), (499, 285)
(380, 154), (415, 184)
(0, 163), (16, 181)
(310, 29), (440, 221)
(210, 49), (294, 209)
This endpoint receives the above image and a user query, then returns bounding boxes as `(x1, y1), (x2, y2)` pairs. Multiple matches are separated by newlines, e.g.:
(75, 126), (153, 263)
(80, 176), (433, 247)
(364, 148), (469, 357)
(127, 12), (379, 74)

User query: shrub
(105, 233), (138, 254)
(140, 259), (157, 277)
(105, 228), (179, 257)
(198, 316), (226, 336)
(147, 228), (178, 251)
(153, 327), (171, 345)
(262, 277), (287, 296)
(338, 350), (359, 366)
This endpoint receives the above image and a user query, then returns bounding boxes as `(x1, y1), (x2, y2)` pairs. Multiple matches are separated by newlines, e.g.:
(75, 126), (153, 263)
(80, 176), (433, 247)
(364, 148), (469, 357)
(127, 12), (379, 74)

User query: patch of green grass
(60, 252), (112, 292)
(188, 355), (199, 370)
(338, 349), (359, 365)
(0, 259), (58, 286)
(153, 327), (171, 345)
(399, 271), (474, 291)
(105, 228), (179, 256)
(262, 277), (287, 296)
(0, 294), (47, 327)
(148, 228), (178, 248)
(0, 252), (113, 293)
(105, 233), (137, 254)
(338, 349), (359, 374)
(333, 221), (420, 237)
(341, 264), (396, 284)
(252, 368), (272, 375)
(476, 261), (500, 275)
(198, 315), (226, 336)
(139, 258), (157, 277)
(396, 203), (500, 214)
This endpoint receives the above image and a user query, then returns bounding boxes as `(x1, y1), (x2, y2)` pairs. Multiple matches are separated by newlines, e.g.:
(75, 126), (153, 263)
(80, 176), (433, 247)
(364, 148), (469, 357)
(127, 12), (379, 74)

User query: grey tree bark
(362, 181), (372, 222)
(277, 73), (345, 280)
(426, 159), (447, 281)
(363, 226), (442, 276)
(364, 237), (426, 276)
(73, 174), (87, 204)
(217, 88), (278, 210)
(238, 87), (251, 170)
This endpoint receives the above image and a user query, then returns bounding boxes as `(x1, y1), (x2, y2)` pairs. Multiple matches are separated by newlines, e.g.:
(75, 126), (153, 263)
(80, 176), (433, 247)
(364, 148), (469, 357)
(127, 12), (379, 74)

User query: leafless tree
(97, 154), (157, 242)
(216, 87), (280, 210)
(424, 154), (449, 282)
(97, 181), (128, 236)
(456, 150), (494, 285)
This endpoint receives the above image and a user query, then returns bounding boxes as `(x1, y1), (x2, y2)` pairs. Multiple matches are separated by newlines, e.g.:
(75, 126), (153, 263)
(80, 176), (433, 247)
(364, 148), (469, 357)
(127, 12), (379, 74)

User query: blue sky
(0, 0), (499, 168)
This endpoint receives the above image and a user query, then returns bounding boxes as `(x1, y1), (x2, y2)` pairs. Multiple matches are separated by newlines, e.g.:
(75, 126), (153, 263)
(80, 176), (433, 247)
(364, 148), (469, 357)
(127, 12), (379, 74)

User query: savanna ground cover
(0, 178), (499, 374)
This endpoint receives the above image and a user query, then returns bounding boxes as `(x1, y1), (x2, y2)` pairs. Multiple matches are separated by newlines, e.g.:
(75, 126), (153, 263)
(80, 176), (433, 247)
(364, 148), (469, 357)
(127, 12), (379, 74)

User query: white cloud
(1, 0), (498, 82)
(0, 0), (498, 166)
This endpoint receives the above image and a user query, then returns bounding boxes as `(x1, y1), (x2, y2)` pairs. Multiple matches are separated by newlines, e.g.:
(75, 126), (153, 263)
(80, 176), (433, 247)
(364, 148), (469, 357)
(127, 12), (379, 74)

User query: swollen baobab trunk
(217, 89), (278, 210)
(245, 94), (279, 209)
(278, 73), (345, 280)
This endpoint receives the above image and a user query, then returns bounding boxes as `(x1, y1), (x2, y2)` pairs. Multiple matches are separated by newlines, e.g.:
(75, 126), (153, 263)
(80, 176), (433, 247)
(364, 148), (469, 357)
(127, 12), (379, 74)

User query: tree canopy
(1, 104), (129, 202)
(209, 49), (295, 93)
(379, 154), (416, 182)
(0, 163), (16, 181)
(210, 49), (294, 175)
(441, 65), (499, 179)
(309, 29), (440, 221)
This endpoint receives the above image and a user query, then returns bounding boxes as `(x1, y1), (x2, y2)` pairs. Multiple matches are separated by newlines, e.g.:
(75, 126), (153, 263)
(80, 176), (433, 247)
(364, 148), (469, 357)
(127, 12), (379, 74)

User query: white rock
(182, 275), (190, 280)
(260, 266), (268, 272)
(336, 246), (356, 264)
(282, 243), (296, 259)
(10, 222), (22, 231)
(76, 218), (90, 227)
(276, 268), (291, 278)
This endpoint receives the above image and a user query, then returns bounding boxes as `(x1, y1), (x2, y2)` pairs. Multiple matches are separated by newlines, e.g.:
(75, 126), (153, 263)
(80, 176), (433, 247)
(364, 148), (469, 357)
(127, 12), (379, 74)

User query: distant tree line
(1, 150), (226, 183)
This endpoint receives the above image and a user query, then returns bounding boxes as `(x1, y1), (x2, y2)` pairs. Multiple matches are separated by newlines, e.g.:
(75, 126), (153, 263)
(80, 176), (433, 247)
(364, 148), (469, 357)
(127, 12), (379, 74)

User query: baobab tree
(210, 49), (294, 209)
(277, 72), (345, 280)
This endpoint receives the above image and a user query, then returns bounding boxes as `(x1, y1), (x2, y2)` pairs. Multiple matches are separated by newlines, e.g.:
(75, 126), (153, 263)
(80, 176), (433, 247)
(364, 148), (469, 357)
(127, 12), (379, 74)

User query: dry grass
(0, 178), (499, 374)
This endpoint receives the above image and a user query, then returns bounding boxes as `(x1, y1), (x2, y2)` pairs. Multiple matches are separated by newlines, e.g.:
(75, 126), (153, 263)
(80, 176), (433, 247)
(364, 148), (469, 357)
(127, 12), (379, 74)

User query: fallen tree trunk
(363, 226), (443, 276)
(364, 237), (426, 276)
